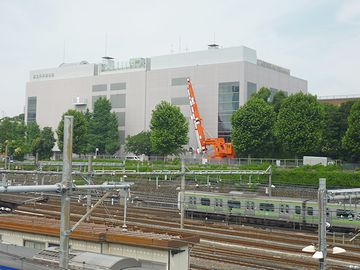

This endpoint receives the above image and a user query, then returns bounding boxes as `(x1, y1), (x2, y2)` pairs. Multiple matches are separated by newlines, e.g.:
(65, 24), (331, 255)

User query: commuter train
(181, 191), (360, 231)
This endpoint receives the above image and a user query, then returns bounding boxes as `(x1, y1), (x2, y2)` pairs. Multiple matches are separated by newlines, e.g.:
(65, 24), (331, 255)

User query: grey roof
(71, 252), (141, 269)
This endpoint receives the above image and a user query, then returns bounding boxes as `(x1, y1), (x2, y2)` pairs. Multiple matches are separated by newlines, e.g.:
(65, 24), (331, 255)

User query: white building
(25, 45), (307, 150)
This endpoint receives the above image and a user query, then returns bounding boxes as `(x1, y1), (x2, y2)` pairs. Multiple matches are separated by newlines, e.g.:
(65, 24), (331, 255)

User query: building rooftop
(0, 214), (199, 249)
(29, 45), (292, 81)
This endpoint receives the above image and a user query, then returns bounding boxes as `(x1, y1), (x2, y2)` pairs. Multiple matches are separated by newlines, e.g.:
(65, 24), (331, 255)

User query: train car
(181, 191), (360, 231)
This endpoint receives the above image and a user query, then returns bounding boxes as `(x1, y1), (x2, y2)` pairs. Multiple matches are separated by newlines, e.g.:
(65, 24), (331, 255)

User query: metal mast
(59, 116), (73, 269)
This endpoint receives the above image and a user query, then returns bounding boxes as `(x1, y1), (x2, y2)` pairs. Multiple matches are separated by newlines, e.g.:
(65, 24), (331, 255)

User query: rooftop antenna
(208, 32), (219, 50)
(104, 32), (108, 57)
(62, 40), (66, 63)
(179, 36), (182, 52)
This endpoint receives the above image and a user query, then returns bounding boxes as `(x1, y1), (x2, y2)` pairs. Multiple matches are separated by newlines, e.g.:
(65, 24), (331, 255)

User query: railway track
(2, 192), (360, 269)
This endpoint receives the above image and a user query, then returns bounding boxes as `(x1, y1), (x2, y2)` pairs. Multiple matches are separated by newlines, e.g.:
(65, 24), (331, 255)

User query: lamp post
(302, 178), (346, 269)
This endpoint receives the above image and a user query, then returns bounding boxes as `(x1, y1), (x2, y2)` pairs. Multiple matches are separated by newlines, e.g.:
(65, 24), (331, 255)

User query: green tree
(337, 101), (356, 160)
(150, 101), (189, 156)
(33, 127), (55, 160)
(231, 98), (276, 157)
(271, 91), (287, 113)
(0, 115), (27, 160)
(57, 110), (89, 155)
(320, 104), (343, 158)
(88, 98), (120, 154)
(251, 87), (271, 102)
(275, 93), (324, 157)
(125, 131), (152, 156)
(342, 101), (360, 160)
(26, 121), (41, 156)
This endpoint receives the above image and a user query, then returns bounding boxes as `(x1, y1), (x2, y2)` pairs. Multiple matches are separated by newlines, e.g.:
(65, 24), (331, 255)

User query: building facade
(25, 45), (307, 151)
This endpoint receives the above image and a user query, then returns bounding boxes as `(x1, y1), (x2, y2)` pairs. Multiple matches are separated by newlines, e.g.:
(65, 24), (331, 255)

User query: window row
(92, 82), (126, 92)
(189, 198), (318, 216)
(92, 94), (126, 109)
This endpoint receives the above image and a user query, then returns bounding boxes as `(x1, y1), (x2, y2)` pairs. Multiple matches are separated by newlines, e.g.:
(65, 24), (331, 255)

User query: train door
(279, 203), (290, 220)
(244, 201), (255, 216)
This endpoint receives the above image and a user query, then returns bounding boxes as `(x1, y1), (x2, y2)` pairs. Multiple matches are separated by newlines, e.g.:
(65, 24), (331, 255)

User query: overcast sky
(0, 0), (359, 117)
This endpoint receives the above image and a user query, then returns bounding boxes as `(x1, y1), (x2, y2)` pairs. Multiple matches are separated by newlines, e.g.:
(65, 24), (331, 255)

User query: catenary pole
(86, 156), (92, 221)
(180, 159), (185, 229)
(318, 178), (327, 270)
(59, 116), (73, 269)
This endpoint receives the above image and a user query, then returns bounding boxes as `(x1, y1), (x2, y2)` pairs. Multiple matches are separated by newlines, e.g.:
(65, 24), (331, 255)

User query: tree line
(1, 91), (359, 161)
(231, 88), (360, 161)
(0, 114), (55, 160)
(126, 88), (360, 161)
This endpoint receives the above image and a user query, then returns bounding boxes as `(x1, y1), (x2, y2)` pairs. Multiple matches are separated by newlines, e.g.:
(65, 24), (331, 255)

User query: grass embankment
(2, 159), (359, 189)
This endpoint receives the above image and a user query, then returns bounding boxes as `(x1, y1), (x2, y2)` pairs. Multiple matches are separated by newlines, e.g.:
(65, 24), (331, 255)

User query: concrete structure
(0, 215), (199, 270)
(25, 45), (307, 149)
(0, 243), (142, 270)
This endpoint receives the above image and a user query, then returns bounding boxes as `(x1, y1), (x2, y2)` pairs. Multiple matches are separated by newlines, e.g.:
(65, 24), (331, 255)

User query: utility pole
(180, 159), (185, 229)
(268, 166), (272, 197)
(4, 144), (8, 170)
(59, 116), (73, 269)
(318, 178), (327, 270)
(86, 156), (92, 222)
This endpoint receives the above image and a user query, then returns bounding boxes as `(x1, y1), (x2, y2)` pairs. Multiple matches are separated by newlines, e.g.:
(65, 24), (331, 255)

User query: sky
(0, 0), (359, 117)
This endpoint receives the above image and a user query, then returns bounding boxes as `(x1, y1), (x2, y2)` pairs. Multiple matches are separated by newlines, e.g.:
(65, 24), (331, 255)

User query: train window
(280, 204), (284, 213)
(336, 209), (354, 219)
(228, 200), (241, 209)
(189, 196), (197, 206)
(215, 199), (223, 207)
(307, 207), (313, 216)
(259, 203), (274, 212)
(285, 205), (289, 213)
(295, 206), (301, 214)
(201, 198), (210, 206)
(326, 208), (330, 217)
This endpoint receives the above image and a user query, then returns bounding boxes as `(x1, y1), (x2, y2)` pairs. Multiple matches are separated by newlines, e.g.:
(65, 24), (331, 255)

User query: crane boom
(187, 78), (235, 158)
(187, 78), (206, 154)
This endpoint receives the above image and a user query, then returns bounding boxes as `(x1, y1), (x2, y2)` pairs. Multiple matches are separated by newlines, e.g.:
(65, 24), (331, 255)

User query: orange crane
(186, 78), (235, 159)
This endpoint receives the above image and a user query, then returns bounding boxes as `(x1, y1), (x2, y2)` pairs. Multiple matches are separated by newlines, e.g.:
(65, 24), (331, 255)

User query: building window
(27, 96), (37, 123)
(110, 94), (126, 108)
(92, 84), (107, 92)
(24, 240), (45, 250)
(218, 82), (239, 141)
(171, 97), (189, 106)
(171, 77), (188, 86)
(115, 112), (126, 127)
(269, 88), (277, 102)
(92, 95), (106, 108)
(110, 82), (126, 91)
(119, 130), (125, 145)
(247, 82), (257, 101)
